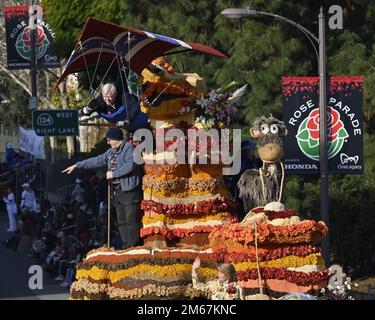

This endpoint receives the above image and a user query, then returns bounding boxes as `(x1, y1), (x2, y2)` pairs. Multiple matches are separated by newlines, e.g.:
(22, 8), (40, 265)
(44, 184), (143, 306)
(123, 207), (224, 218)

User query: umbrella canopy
(56, 17), (226, 87)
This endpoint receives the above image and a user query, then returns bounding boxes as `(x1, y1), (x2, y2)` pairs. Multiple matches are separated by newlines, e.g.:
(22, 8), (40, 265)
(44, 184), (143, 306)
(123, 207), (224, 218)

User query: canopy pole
(78, 41), (92, 86)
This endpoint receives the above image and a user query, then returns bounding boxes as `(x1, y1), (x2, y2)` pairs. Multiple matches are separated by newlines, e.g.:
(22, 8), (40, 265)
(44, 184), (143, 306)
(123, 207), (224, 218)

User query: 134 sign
(32, 110), (79, 136)
(282, 76), (364, 174)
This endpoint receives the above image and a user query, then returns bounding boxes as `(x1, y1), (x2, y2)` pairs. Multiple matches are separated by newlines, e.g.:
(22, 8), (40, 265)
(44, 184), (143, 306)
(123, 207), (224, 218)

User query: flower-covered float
(70, 57), (242, 300)
(69, 56), (330, 300)
(209, 201), (331, 299)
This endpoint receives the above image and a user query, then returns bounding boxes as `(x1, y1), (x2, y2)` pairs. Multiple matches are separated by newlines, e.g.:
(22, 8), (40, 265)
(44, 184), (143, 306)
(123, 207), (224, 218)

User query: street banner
(19, 126), (45, 160)
(3, 6), (60, 70)
(282, 76), (364, 174)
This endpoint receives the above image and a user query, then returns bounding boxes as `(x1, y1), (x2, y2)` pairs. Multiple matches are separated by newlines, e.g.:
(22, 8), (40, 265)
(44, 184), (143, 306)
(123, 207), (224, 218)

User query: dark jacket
(95, 93), (149, 131)
(75, 141), (142, 192)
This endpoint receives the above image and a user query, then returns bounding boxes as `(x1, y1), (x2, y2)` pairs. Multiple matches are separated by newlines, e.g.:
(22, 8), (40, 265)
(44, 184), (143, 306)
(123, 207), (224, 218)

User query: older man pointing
(62, 127), (143, 249)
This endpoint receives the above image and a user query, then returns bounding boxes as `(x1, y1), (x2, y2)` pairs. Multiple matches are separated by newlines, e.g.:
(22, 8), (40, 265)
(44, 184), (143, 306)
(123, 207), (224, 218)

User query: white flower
(347, 285), (352, 290)
(321, 288), (326, 293)
(208, 90), (219, 101)
(197, 97), (208, 107)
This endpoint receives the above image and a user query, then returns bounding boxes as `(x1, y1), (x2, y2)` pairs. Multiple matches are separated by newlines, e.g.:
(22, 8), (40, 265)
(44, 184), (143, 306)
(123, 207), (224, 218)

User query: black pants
(113, 186), (142, 249)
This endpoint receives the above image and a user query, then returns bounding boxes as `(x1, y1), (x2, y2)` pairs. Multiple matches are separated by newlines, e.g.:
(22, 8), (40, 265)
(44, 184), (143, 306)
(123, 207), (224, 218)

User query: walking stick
(107, 183), (111, 247)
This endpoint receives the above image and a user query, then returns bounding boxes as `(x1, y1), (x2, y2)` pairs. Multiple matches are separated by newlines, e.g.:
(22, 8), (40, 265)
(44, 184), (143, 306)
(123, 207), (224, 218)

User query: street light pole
(318, 8), (330, 265)
(221, 7), (330, 266)
(29, 0), (38, 109)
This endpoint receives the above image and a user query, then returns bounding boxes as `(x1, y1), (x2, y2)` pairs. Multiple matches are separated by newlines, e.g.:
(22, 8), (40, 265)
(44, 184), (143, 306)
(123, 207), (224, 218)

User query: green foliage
(42, 0), (126, 58)
(0, 73), (30, 127)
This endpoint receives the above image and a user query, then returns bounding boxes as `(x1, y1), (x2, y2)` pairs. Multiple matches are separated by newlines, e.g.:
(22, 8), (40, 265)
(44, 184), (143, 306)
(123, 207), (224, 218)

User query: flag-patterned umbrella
(56, 17), (226, 87)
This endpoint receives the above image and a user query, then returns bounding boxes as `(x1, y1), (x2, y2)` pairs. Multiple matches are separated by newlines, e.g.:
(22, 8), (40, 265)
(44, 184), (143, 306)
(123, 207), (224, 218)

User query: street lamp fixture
(221, 7), (330, 266)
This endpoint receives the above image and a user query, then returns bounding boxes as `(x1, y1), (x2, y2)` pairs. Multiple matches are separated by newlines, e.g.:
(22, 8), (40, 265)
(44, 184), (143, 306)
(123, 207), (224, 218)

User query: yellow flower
(143, 187), (229, 198)
(142, 212), (231, 226)
(77, 264), (217, 284)
(234, 254), (324, 271)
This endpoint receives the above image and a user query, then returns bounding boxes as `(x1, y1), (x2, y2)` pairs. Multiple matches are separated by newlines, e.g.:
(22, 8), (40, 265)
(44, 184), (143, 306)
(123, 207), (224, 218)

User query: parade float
(57, 18), (330, 300)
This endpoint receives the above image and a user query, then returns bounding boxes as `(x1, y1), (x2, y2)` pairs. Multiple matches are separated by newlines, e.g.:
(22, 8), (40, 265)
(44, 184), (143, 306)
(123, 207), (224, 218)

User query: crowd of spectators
(2, 170), (122, 289)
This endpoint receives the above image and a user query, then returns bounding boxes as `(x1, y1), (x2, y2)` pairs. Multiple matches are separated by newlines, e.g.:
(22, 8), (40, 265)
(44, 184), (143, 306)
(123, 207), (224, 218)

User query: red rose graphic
(21, 27), (32, 47)
(21, 26), (47, 49)
(306, 107), (343, 142)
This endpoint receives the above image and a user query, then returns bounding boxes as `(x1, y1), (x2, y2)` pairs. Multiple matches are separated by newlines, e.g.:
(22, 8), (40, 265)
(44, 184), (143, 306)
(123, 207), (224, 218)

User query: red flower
(306, 107), (343, 142)
(227, 283), (237, 294)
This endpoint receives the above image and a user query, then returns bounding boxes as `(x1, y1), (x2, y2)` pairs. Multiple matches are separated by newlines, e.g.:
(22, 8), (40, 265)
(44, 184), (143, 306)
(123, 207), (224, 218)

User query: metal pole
(319, 7), (330, 266)
(107, 183), (111, 247)
(29, 1), (37, 109)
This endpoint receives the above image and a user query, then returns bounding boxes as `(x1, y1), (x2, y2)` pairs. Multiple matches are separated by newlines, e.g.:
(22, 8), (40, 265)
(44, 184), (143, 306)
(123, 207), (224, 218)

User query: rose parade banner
(282, 76), (364, 174)
(3, 6), (60, 70)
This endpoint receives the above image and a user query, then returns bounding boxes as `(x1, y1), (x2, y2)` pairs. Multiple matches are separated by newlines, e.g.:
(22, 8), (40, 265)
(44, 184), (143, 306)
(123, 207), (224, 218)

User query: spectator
(54, 236), (76, 282)
(61, 212), (75, 237)
(5, 143), (15, 171)
(3, 186), (17, 232)
(59, 252), (81, 288)
(20, 183), (37, 214)
(71, 178), (85, 205)
(75, 204), (90, 248)
(17, 212), (34, 254)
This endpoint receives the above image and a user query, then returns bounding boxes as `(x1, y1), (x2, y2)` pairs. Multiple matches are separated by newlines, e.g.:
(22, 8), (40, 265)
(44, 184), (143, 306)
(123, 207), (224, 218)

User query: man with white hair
(81, 83), (149, 132)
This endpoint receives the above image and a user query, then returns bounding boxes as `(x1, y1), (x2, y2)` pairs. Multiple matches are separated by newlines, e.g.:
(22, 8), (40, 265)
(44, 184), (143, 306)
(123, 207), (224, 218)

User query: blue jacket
(98, 105), (149, 131)
(96, 92), (149, 131)
(75, 141), (142, 192)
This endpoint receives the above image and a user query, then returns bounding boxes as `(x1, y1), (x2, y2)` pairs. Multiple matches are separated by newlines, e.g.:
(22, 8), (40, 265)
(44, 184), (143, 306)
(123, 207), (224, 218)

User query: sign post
(32, 109), (79, 136)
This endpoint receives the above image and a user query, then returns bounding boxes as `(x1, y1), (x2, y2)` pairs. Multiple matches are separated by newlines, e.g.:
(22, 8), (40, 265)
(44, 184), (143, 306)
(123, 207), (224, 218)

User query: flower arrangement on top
(195, 82), (248, 129)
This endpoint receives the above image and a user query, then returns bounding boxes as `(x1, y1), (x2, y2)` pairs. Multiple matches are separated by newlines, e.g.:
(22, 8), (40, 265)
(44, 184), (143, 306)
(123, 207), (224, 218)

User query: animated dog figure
(237, 115), (287, 213)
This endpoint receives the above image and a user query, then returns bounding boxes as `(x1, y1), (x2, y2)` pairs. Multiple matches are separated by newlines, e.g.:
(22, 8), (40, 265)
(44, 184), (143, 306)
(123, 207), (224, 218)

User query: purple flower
(217, 110), (226, 120)
(226, 104), (238, 114)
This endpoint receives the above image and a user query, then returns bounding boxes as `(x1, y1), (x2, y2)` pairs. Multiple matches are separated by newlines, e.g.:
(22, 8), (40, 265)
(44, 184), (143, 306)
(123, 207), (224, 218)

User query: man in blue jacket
(62, 128), (143, 249)
(81, 83), (149, 132)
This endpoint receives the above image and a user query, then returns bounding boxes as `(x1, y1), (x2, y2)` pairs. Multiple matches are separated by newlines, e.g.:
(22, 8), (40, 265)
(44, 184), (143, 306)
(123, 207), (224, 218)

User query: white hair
(102, 83), (117, 96)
